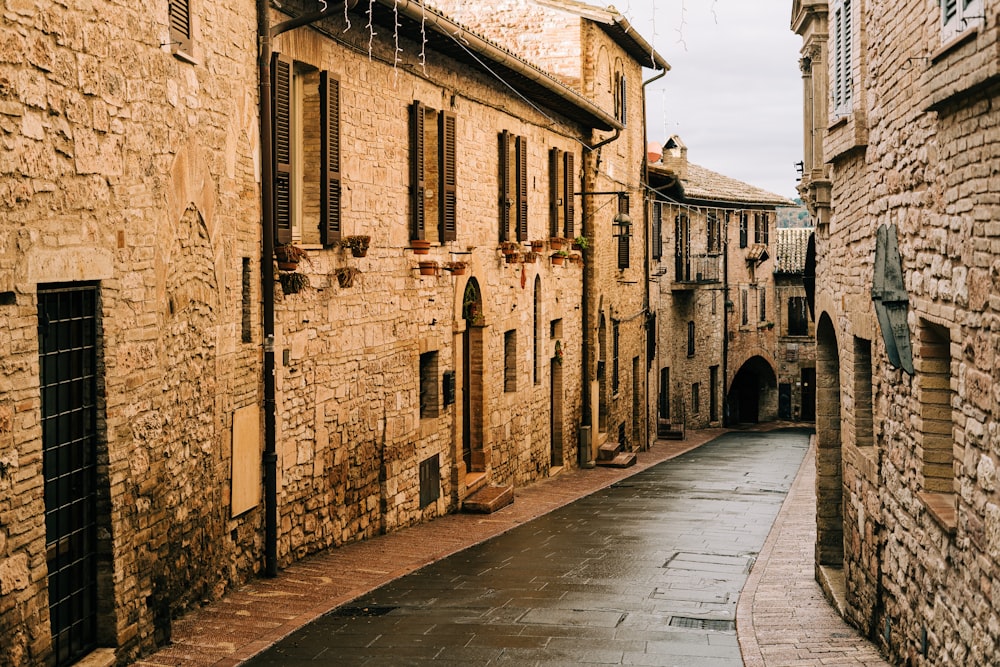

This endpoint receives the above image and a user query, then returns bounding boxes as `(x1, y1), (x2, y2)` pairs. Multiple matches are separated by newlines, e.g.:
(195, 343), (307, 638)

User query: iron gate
(38, 285), (99, 665)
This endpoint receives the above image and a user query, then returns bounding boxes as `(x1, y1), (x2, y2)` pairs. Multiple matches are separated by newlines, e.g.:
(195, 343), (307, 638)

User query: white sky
(615, 0), (804, 199)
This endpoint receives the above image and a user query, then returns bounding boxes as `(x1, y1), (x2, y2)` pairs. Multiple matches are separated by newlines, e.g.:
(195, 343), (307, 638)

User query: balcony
(672, 253), (721, 290)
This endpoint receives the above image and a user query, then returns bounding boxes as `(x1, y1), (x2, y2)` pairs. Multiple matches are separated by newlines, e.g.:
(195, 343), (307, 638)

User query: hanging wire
(393, 0), (403, 79)
(343, 0), (352, 32)
(676, 0), (688, 51)
(419, 0), (427, 71)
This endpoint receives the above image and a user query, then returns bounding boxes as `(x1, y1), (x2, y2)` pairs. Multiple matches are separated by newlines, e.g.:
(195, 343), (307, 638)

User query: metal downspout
(641, 68), (666, 450)
(258, 0), (357, 579)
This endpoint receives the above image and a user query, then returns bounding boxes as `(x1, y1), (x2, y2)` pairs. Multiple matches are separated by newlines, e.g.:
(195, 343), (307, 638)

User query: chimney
(661, 135), (687, 181)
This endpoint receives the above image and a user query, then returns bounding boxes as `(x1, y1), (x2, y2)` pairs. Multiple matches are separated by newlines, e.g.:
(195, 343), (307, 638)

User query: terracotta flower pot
(418, 261), (438, 276)
(411, 239), (431, 255)
(551, 254), (565, 265)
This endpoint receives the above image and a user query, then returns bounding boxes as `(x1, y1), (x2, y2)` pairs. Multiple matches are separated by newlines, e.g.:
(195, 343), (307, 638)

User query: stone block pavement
(136, 426), (888, 667)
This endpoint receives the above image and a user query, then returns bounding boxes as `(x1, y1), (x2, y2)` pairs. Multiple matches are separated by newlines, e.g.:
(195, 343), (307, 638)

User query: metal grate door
(38, 285), (99, 665)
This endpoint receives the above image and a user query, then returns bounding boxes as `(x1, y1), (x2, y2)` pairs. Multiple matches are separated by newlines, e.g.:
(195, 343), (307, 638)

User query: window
(500, 131), (527, 242)
(739, 212), (748, 248)
(412, 102), (457, 243)
(651, 202), (663, 260)
(831, 0), (853, 117)
(617, 195), (630, 269)
(918, 322), (954, 494)
(941, 0), (983, 43)
(504, 330), (517, 392)
(741, 289), (749, 326)
(754, 212), (769, 244)
(686, 321), (695, 357)
(614, 71), (628, 124)
(707, 213), (721, 253)
(691, 383), (700, 414)
(241, 258), (252, 343)
(419, 351), (439, 418)
(168, 0), (193, 56)
(548, 148), (575, 239)
(674, 213), (690, 281)
(788, 296), (809, 336)
(272, 54), (341, 246)
(759, 287), (767, 322)
(419, 454), (440, 508)
(853, 338), (874, 448)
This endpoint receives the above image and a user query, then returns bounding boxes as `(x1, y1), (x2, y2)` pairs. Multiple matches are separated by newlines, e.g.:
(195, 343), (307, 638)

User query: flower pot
(531, 241), (545, 252)
(505, 253), (520, 264)
(277, 260), (298, 271)
(351, 247), (368, 258)
(549, 237), (565, 250)
(418, 261), (438, 276)
(551, 254), (565, 265)
(411, 239), (431, 255)
(449, 267), (466, 275)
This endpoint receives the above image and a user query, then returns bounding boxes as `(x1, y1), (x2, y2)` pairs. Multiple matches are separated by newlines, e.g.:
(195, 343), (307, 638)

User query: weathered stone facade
(793, 0), (1000, 663)
(648, 140), (808, 432)
(0, 0), (663, 664)
(428, 0), (668, 458)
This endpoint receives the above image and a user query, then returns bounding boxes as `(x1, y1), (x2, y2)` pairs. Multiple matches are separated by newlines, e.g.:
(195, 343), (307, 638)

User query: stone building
(647, 138), (805, 433)
(425, 0), (670, 464)
(0, 0), (663, 664)
(793, 0), (1000, 663)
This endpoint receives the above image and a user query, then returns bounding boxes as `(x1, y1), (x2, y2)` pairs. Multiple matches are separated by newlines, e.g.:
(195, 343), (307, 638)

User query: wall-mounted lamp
(794, 161), (804, 182)
(613, 210), (632, 238)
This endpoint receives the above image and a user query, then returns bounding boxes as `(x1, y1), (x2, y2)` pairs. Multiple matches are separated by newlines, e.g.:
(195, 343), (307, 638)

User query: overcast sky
(616, 1), (804, 199)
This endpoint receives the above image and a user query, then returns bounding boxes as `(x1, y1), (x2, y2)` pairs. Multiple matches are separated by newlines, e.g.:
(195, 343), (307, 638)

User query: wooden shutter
(651, 202), (661, 260)
(617, 195), (630, 269)
(499, 130), (511, 241)
(563, 151), (575, 238)
(739, 212), (748, 248)
(439, 111), (457, 242)
(272, 53), (292, 245)
(169, 0), (192, 53)
(516, 136), (528, 242)
(763, 213), (770, 244)
(410, 102), (426, 240)
(548, 148), (561, 237)
(320, 71), (341, 246)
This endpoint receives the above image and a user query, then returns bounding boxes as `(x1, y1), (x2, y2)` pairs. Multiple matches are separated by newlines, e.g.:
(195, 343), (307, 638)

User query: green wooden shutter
(320, 71), (341, 246)
(410, 102), (426, 240)
(439, 111), (457, 242)
(516, 136), (528, 242)
(272, 53), (292, 245)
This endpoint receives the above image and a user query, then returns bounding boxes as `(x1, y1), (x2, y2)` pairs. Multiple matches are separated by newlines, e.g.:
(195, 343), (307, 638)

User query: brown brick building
(793, 0), (1000, 663)
(0, 0), (664, 664)
(647, 138), (807, 433)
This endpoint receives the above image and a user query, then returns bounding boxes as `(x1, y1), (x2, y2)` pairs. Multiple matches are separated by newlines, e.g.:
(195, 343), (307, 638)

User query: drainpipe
(641, 68), (666, 450)
(722, 228), (730, 427)
(258, 0), (357, 579)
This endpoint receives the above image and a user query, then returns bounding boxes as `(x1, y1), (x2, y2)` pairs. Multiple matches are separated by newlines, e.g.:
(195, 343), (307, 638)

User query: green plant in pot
(340, 235), (371, 257)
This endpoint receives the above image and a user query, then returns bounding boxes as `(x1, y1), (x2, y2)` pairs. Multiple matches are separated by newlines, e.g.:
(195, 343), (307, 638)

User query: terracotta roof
(679, 162), (796, 207)
(774, 227), (814, 274)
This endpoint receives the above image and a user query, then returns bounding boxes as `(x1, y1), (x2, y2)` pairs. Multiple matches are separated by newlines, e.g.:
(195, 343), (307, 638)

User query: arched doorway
(815, 312), (843, 567)
(727, 355), (778, 423)
(462, 279), (485, 473)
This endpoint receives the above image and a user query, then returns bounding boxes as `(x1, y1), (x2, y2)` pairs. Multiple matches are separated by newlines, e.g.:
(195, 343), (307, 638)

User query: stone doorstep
(817, 564), (848, 619)
(596, 451), (637, 468)
(73, 649), (115, 667)
(597, 441), (623, 461)
(462, 484), (514, 513)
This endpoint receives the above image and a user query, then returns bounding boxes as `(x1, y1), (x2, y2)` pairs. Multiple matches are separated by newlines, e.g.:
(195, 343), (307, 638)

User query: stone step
(597, 441), (624, 461)
(596, 451), (637, 468)
(462, 484), (514, 513)
(659, 429), (685, 440)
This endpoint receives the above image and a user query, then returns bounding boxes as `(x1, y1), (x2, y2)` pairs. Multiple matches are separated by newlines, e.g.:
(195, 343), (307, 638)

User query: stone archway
(815, 312), (843, 567)
(726, 355), (778, 424)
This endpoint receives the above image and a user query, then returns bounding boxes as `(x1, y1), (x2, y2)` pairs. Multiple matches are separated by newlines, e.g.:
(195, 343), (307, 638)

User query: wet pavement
(242, 429), (811, 666)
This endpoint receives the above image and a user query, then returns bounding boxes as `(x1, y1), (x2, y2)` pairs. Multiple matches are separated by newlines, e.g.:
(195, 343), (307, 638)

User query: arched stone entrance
(726, 355), (778, 423)
(461, 279), (486, 473)
(815, 312), (843, 567)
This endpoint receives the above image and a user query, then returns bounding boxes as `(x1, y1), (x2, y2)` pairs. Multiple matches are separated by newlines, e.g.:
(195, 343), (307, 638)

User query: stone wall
(796, 0), (1000, 663)
(0, 0), (262, 662)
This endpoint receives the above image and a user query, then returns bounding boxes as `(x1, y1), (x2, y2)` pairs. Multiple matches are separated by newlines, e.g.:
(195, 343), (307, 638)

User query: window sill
(172, 47), (199, 66)
(932, 25), (979, 63)
(918, 491), (957, 535)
